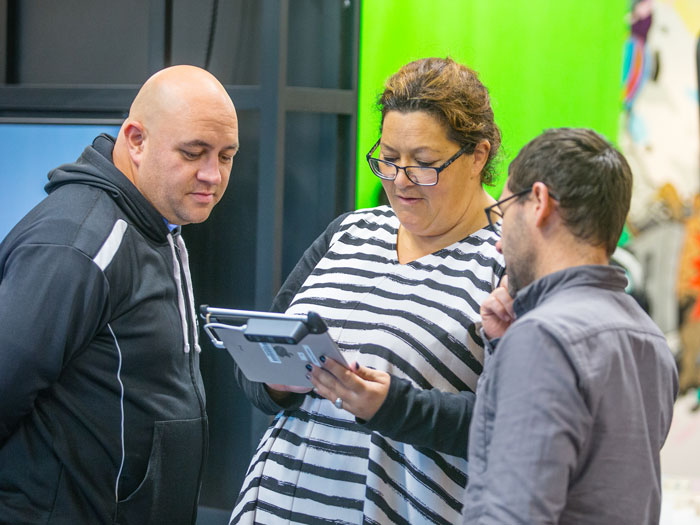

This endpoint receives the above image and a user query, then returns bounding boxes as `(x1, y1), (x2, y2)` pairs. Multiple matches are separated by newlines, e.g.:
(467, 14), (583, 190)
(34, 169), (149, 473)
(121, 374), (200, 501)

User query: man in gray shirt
(463, 128), (678, 524)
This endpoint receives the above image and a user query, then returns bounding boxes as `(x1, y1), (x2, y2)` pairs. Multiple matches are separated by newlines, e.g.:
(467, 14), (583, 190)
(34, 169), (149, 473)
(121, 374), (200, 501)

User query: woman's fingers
(309, 358), (390, 420)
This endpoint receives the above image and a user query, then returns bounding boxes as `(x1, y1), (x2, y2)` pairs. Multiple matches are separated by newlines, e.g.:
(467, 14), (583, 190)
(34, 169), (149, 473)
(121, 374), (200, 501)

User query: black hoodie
(0, 135), (207, 524)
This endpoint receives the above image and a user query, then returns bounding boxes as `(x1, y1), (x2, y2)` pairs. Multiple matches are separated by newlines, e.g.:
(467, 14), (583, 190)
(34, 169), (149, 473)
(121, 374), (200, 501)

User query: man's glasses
(484, 186), (559, 237)
(365, 139), (472, 186)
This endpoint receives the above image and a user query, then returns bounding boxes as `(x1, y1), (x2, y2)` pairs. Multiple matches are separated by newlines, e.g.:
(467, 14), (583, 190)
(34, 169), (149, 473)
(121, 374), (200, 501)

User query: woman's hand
(309, 356), (390, 421)
(265, 383), (312, 404)
(480, 275), (515, 339)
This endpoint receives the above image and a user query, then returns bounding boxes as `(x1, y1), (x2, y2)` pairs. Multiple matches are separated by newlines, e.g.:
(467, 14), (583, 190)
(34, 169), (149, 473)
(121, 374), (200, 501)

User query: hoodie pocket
(115, 417), (206, 525)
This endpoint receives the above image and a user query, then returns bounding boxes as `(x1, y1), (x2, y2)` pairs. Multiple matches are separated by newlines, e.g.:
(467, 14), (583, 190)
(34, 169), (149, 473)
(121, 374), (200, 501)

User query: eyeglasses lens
(406, 168), (437, 185)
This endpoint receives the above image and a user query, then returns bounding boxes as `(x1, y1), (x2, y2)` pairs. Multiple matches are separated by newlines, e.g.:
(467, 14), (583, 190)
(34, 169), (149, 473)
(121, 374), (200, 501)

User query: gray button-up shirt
(463, 265), (678, 524)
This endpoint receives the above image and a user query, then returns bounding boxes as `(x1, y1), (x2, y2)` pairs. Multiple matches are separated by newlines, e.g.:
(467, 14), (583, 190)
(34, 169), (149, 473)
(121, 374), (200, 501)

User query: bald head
(128, 65), (235, 135)
(114, 65), (239, 225)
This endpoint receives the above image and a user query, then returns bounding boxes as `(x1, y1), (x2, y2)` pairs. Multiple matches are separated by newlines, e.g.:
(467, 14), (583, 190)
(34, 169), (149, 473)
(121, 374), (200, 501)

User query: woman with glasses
(230, 57), (505, 525)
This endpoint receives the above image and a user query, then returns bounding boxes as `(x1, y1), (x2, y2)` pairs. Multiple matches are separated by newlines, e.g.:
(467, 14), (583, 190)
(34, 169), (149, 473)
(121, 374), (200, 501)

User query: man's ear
(531, 181), (557, 228)
(122, 121), (146, 167)
(471, 140), (491, 177)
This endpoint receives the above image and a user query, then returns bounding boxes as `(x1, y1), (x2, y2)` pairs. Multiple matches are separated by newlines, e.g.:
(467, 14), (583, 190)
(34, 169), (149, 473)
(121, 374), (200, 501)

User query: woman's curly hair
(378, 57), (501, 185)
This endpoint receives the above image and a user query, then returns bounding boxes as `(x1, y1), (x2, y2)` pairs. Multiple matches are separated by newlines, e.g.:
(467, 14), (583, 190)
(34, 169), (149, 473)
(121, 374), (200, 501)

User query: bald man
(0, 66), (238, 524)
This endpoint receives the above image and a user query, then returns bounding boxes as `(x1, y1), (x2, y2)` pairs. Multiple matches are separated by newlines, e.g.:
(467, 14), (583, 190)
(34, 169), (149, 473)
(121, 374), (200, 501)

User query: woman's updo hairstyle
(378, 57), (501, 184)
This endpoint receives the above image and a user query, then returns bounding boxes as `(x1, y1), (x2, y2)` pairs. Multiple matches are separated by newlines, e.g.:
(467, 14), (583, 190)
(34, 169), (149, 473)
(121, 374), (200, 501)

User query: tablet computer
(200, 306), (348, 387)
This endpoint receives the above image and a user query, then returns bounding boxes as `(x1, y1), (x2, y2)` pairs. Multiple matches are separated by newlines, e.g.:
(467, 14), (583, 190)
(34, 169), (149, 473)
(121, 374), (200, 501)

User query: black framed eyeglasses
(484, 185), (559, 237)
(365, 139), (472, 186)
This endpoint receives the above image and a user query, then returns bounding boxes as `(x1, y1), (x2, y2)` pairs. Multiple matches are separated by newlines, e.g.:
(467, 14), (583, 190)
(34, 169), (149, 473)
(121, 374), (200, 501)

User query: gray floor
(661, 389), (700, 524)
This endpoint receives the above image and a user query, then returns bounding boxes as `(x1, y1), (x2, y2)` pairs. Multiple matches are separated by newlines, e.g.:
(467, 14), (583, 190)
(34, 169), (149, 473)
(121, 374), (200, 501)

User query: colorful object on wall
(621, 0), (700, 396)
(621, 0), (700, 225)
(677, 212), (700, 393)
(622, 0), (653, 111)
(622, 37), (647, 110)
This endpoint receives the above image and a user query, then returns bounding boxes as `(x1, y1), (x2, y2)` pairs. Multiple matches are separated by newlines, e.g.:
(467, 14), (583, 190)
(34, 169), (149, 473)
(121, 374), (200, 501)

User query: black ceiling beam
(0, 85), (266, 121)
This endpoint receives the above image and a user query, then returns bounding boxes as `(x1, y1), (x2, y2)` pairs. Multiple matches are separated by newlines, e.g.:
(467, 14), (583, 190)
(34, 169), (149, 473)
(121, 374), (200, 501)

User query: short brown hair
(508, 128), (633, 256)
(378, 57), (501, 185)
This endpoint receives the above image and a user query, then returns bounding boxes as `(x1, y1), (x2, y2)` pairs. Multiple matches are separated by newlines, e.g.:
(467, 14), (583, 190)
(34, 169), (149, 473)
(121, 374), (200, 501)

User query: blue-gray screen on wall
(0, 124), (120, 242)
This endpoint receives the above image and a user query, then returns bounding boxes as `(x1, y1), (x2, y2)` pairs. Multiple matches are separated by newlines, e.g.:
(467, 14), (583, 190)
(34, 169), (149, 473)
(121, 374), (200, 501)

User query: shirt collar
(163, 218), (179, 232)
(513, 264), (628, 318)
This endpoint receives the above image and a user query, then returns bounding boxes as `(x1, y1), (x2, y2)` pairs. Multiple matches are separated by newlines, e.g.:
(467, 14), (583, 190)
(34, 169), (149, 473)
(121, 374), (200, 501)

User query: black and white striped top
(231, 206), (505, 524)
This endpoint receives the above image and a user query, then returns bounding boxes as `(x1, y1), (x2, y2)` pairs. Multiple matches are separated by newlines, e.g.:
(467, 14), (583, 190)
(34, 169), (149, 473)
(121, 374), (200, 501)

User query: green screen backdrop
(356, 0), (628, 208)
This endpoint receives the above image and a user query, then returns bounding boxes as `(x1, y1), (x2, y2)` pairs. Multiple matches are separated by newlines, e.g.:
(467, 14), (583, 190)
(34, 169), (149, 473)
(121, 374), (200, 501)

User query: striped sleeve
(359, 375), (476, 457)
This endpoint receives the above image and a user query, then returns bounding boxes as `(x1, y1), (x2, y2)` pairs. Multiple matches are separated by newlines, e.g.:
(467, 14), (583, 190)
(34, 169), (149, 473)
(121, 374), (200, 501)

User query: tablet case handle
(202, 322), (229, 349)
(200, 305), (328, 332)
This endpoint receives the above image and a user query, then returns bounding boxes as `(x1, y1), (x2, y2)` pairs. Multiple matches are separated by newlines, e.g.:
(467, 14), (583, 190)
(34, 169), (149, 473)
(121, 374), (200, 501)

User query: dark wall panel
(287, 0), (354, 89)
(171, 0), (262, 85)
(282, 112), (353, 277)
(13, 0), (150, 84)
